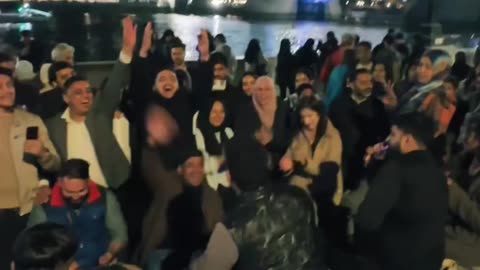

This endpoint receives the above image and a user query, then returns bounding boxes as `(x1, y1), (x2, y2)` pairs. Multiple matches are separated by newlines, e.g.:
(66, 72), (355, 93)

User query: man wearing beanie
(0, 67), (60, 269)
(224, 137), (321, 270)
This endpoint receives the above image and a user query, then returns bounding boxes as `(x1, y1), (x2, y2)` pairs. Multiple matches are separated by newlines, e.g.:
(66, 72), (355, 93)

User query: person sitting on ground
(28, 159), (128, 269)
(234, 76), (291, 179)
(12, 223), (78, 270)
(280, 97), (343, 206)
(193, 99), (234, 191)
(160, 150), (224, 270)
(224, 136), (321, 270)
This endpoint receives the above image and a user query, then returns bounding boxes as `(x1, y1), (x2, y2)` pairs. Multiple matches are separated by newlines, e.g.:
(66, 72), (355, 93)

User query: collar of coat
(50, 180), (102, 208)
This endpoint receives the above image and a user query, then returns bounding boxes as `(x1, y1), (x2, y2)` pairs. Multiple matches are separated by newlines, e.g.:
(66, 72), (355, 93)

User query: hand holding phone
(24, 126), (45, 157)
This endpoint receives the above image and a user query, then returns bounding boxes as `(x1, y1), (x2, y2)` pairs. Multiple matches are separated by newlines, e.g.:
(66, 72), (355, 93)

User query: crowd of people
(2, 15), (480, 270)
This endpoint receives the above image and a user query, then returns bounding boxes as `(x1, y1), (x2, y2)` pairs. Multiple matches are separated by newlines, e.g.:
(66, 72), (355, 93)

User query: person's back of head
(214, 33), (227, 45)
(245, 39), (261, 63)
(225, 137), (269, 192)
(51, 43), (75, 64)
(12, 223), (78, 270)
(341, 33), (355, 48)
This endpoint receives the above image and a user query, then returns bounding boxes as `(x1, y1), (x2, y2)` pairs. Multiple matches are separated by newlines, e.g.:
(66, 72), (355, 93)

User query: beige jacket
(10, 108), (60, 215)
(285, 119), (343, 205)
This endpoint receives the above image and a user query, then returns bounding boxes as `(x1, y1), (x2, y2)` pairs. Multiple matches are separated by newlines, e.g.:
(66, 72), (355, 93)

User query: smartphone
(26, 126), (39, 140)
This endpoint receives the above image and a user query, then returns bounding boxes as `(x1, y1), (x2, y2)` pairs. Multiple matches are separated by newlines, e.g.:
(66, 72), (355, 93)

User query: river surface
(0, 12), (388, 61)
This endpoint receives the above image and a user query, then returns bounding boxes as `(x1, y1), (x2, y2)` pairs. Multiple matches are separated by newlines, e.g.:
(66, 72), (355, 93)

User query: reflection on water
(1, 13), (388, 61)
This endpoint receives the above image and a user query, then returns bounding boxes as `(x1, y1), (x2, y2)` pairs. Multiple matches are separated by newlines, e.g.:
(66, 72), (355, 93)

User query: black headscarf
(197, 99), (229, 156)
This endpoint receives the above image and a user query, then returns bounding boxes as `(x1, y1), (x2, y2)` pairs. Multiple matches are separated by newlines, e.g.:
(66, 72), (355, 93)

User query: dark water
(1, 11), (387, 62)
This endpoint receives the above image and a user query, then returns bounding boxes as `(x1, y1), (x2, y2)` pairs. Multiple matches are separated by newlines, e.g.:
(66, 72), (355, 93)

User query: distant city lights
(210, 0), (247, 8)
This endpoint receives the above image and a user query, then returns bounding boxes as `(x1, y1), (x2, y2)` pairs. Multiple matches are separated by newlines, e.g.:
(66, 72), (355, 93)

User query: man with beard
(329, 68), (390, 191)
(356, 113), (448, 270)
(28, 159), (128, 269)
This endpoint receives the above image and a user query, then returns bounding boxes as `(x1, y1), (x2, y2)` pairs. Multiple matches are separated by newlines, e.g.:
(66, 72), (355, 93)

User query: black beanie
(48, 61), (73, 84)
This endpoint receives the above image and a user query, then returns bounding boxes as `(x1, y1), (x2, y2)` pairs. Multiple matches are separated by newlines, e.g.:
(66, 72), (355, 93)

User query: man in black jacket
(356, 113), (448, 270)
(329, 69), (390, 191)
(224, 138), (322, 270)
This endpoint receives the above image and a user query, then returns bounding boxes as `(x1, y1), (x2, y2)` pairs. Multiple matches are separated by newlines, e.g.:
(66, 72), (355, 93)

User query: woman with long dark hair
(280, 96), (343, 206)
(276, 39), (296, 99)
(244, 39), (267, 76)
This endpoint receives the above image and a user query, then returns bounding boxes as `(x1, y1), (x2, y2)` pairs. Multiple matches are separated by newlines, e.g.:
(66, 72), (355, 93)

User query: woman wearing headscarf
(280, 97), (343, 206)
(397, 49), (452, 115)
(234, 76), (291, 177)
(244, 39), (268, 76)
(276, 39), (296, 99)
(193, 99), (234, 190)
(325, 49), (356, 109)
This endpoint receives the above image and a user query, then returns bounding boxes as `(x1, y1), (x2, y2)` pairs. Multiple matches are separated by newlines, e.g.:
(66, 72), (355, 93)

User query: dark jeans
(0, 209), (29, 269)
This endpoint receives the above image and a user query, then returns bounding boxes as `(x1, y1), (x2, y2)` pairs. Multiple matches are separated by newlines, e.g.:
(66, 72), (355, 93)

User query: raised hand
(122, 16), (137, 57)
(140, 22), (153, 58)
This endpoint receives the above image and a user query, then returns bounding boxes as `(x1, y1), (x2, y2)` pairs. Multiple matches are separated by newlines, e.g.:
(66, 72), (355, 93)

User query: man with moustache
(0, 67), (60, 269)
(28, 159), (128, 269)
(329, 69), (390, 191)
(44, 17), (135, 190)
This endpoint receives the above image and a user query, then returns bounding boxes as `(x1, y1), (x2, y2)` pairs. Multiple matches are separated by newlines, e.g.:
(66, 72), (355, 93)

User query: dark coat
(137, 146), (224, 264)
(227, 184), (318, 270)
(234, 100), (291, 174)
(328, 93), (390, 190)
(45, 60), (131, 188)
(356, 151), (448, 270)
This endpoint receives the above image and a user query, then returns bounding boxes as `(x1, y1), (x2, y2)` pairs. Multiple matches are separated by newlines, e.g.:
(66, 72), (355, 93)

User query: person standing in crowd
(320, 33), (355, 84)
(243, 38), (268, 76)
(160, 150), (224, 270)
(276, 38), (296, 99)
(280, 96), (343, 205)
(0, 67), (60, 269)
(12, 223), (78, 270)
(45, 17), (134, 191)
(295, 38), (318, 70)
(213, 34), (236, 76)
(450, 51), (472, 81)
(234, 76), (291, 177)
(373, 35), (399, 82)
(193, 99), (234, 191)
(295, 67), (314, 89)
(356, 41), (373, 71)
(326, 49), (356, 109)
(0, 53), (39, 111)
(170, 38), (192, 92)
(286, 83), (318, 130)
(318, 31), (339, 72)
(357, 113), (448, 270)
(17, 30), (44, 72)
(329, 69), (390, 191)
(28, 159), (128, 269)
(398, 49), (452, 114)
(33, 61), (74, 119)
(225, 137), (320, 270)
(209, 53), (238, 110)
(38, 43), (75, 92)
